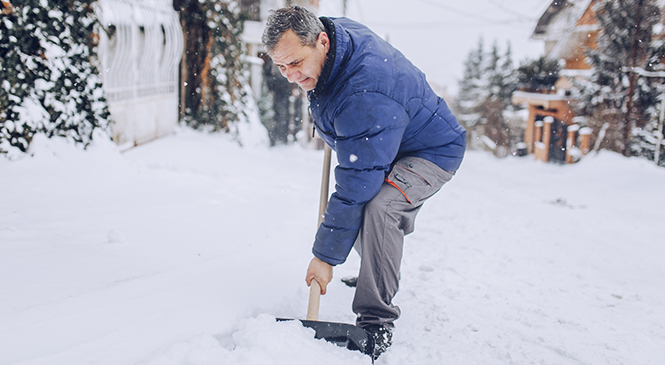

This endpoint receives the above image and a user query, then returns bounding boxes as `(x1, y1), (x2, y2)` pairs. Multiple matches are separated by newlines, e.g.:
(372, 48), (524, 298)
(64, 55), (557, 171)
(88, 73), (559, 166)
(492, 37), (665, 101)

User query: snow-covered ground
(2, 129), (664, 365)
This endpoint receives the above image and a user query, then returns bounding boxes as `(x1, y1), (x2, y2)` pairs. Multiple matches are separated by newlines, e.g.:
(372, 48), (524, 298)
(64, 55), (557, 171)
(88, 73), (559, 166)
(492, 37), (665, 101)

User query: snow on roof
(532, 0), (594, 60)
(533, 0), (593, 41)
(533, 0), (571, 38)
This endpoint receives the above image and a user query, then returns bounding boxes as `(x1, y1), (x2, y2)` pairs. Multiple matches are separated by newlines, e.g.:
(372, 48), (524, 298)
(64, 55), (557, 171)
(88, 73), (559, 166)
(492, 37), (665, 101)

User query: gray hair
(262, 5), (325, 54)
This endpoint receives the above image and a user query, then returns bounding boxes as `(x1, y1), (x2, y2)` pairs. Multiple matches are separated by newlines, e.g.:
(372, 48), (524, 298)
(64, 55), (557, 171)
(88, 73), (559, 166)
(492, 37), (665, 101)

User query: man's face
(270, 29), (329, 91)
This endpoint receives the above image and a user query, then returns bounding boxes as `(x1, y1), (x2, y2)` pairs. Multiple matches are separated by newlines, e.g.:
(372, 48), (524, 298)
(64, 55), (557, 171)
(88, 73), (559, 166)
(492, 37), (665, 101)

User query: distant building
(512, 0), (597, 163)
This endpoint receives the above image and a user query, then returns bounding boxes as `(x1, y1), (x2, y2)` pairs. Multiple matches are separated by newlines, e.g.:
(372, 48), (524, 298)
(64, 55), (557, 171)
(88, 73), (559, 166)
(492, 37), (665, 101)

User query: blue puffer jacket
(310, 17), (466, 265)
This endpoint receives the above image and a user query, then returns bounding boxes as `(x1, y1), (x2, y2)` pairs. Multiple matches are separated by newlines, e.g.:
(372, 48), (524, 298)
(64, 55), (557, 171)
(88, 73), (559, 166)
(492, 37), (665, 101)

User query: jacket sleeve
(313, 92), (409, 265)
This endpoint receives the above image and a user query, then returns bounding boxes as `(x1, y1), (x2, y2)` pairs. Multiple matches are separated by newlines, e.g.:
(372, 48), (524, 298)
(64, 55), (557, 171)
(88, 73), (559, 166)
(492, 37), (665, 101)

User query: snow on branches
(0, 0), (110, 158)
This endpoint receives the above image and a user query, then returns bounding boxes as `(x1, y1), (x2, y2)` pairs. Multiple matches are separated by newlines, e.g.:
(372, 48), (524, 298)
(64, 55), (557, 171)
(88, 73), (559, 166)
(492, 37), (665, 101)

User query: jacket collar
(311, 17), (351, 98)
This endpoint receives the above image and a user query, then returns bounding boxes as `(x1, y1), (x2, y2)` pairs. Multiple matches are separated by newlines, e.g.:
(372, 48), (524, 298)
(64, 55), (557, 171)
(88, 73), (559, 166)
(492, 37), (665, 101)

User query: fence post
(655, 91), (665, 165)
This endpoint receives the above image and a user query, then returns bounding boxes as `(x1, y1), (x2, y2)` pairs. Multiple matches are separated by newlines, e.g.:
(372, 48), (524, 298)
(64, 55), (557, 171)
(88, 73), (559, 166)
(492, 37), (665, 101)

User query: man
(262, 6), (466, 358)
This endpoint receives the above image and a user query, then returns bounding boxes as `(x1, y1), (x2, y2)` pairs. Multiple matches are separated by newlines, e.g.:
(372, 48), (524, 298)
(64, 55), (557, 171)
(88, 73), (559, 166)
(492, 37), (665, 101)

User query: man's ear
(318, 31), (330, 53)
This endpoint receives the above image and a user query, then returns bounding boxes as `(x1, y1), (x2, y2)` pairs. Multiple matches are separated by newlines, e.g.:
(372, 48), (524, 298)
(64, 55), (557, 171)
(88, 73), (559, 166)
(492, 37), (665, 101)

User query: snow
(479, 135), (497, 150)
(580, 127), (593, 135)
(2, 129), (665, 365)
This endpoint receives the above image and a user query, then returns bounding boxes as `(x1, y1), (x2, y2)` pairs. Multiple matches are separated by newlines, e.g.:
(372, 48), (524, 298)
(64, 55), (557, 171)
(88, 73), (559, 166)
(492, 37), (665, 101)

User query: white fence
(95, 0), (183, 148)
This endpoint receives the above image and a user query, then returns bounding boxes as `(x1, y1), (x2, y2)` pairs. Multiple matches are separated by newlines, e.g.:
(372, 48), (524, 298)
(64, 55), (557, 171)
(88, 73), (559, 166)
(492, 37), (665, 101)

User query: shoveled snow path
(1, 130), (664, 364)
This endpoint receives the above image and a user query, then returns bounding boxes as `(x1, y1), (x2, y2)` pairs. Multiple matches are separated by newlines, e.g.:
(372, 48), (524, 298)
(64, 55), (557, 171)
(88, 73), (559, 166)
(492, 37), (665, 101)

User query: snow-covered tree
(457, 38), (518, 155)
(482, 42), (517, 155)
(572, 0), (664, 159)
(257, 72), (275, 141)
(261, 58), (288, 146)
(1, 0), (110, 157)
(260, 56), (302, 146)
(487, 41), (516, 104)
(515, 56), (560, 93)
(456, 38), (486, 141)
(175, 0), (251, 133)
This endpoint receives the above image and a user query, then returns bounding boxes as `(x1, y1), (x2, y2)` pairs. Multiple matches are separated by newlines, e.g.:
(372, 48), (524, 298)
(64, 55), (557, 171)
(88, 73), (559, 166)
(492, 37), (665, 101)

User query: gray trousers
(353, 156), (454, 328)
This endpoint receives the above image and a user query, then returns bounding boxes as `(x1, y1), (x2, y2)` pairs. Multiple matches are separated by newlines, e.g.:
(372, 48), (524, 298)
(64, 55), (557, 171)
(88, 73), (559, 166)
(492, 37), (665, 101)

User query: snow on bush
(0, 0), (110, 158)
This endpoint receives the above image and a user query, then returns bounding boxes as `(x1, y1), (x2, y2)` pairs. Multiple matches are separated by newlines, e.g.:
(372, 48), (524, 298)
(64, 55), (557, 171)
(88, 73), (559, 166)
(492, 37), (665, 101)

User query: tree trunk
(624, 0), (644, 157)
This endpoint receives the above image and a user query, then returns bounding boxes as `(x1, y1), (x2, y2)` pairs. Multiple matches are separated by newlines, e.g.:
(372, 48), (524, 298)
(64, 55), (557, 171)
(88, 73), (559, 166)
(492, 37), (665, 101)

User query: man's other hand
(306, 257), (333, 295)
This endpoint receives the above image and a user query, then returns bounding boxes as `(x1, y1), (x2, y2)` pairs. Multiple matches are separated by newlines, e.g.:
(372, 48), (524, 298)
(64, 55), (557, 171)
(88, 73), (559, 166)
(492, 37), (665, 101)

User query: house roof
(531, 0), (596, 61)
(533, 0), (570, 38)
(532, 0), (593, 42)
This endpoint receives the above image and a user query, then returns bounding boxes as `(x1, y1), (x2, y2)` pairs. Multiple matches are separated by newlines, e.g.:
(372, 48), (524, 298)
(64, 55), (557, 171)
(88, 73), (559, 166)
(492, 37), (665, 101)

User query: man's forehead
(271, 31), (306, 62)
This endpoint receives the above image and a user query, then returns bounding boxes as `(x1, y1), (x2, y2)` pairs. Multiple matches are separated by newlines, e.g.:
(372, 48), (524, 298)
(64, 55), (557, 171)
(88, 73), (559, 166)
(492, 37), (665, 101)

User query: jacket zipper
(308, 104), (316, 138)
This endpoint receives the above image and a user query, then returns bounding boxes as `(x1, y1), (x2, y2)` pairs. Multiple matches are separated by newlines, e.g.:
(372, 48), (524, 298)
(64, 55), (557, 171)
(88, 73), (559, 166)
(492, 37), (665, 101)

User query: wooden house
(512, 0), (598, 163)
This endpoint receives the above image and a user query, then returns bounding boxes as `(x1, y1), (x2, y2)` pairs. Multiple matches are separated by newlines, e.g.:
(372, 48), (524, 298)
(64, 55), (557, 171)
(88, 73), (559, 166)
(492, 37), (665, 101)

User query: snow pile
(142, 315), (370, 365)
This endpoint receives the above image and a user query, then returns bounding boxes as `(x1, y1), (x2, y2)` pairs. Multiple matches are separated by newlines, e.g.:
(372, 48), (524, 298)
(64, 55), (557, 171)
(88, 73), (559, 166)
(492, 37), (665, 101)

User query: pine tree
(499, 43), (517, 104)
(257, 71), (275, 140)
(176, 0), (252, 134)
(516, 56), (560, 93)
(457, 38), (518, 155)
(0, 0), (48, 154)
(1, 0), (109, 157)
(500, 44), (524, 149)
(257, 54), (306, 146)
(486, 42), (504, 100)
(481, 41), (516, 156)
(573, 0), (664, 158)
(456, 38), (486, 148)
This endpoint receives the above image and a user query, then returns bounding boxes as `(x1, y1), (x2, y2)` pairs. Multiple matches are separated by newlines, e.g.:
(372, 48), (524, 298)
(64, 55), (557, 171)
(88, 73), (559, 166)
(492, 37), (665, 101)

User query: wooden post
(566, 124), (579, 163)
(541, 117), (554, 162)
(180, 17), (187, 120)
(533, 120), (545, 162)
(579, 127), (592, 155)
(524, 105), (537, 154)
(624, 0), (645, 157)
(534, 120), (543, 144)
(655, 91), (665, 165)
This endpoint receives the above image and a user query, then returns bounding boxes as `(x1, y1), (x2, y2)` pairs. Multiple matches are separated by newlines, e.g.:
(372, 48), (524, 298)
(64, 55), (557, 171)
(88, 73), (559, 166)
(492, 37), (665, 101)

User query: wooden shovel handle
(318, 145), (332, 227)
(308, 145), (332, 321)
(307, 279), (321, 320)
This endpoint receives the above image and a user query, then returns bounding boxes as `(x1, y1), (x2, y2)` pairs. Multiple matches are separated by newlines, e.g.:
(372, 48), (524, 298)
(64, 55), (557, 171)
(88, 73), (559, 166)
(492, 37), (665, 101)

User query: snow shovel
(277, 145), (374, 358)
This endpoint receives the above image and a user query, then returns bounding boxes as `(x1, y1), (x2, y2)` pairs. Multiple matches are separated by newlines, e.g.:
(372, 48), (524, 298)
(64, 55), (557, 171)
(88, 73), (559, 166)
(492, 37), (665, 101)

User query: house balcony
(512, 90), (590, 164)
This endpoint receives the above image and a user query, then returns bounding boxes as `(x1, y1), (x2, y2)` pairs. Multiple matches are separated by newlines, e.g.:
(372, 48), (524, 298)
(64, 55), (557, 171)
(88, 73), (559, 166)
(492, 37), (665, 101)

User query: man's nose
(284, 67), (299, 83)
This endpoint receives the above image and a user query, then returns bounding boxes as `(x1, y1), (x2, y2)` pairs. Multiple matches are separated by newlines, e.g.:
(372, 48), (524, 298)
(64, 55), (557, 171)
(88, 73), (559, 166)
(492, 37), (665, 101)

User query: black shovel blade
(277, 318), (374, 357)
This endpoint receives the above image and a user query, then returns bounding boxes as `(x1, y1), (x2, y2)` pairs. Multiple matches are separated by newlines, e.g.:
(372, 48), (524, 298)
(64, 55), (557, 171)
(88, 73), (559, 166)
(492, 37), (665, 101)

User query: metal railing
(94, 0), (183, 147)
